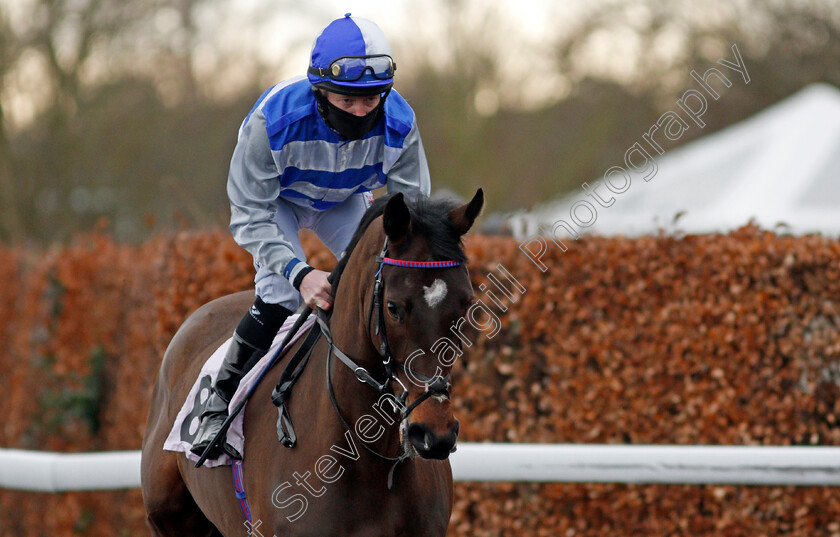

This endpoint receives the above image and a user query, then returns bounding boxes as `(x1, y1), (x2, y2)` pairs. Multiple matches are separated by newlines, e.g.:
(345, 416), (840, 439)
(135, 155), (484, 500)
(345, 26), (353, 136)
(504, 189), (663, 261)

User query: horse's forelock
(404, 198), (468, 264)
(329, 194), (468, 294)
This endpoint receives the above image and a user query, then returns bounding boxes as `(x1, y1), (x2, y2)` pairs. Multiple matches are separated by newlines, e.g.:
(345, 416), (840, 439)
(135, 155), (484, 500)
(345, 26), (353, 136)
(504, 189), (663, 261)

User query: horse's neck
(329, 233), (381, 366)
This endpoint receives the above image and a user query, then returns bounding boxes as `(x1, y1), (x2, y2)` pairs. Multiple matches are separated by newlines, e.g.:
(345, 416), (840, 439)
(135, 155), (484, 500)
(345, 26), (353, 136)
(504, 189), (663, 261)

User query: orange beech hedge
(2, 227), (840, 536)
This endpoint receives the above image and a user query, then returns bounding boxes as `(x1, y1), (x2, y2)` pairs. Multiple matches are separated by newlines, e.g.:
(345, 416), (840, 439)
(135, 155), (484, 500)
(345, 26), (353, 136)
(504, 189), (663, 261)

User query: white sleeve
(226, 109), (302, 280)
(386, 120), (431, 199)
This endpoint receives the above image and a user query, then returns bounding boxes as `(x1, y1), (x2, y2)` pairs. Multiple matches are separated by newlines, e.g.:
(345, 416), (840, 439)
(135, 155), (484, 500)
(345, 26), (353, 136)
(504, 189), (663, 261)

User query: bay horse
(141, 189), (483, 536)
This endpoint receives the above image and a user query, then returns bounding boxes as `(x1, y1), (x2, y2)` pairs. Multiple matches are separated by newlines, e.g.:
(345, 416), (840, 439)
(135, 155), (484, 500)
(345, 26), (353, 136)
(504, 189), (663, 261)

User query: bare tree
(13, 0), (163, 126)
(552, 0), (840, 109)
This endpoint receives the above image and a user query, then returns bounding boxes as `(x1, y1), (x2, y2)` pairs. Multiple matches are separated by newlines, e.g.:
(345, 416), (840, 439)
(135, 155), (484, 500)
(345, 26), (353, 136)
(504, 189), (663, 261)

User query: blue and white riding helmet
(308, 14), (396, 96)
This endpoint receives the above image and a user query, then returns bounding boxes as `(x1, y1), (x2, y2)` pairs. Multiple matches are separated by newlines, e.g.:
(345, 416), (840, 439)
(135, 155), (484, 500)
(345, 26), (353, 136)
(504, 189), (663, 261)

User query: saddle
(162, 311), (318, 467)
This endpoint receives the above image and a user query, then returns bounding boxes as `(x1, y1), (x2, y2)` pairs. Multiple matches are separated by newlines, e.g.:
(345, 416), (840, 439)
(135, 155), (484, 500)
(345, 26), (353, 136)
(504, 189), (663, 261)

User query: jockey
(191, 14), (431, 460)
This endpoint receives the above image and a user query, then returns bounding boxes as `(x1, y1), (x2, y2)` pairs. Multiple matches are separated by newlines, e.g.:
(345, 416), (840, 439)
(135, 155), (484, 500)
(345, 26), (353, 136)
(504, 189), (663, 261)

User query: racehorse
(141, 189), (483, 536)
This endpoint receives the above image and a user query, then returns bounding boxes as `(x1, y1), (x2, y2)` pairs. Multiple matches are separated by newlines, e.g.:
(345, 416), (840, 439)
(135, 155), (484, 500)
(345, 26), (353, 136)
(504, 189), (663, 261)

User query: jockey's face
(324, 91), (381, 117)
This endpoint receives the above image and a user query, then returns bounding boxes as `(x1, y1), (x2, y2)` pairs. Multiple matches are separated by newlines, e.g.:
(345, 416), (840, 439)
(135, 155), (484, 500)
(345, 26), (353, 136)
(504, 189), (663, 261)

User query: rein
(233, 231), (467, 528)
(268, 237), (461, 489)
(371, 238), (456, 414)
(320, 237), (460, 489)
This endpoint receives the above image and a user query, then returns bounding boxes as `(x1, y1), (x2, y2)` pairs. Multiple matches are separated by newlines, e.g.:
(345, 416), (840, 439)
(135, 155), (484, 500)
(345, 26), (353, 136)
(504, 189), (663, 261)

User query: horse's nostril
(407, 422), (459, 460)
(407, 423), (438, 453)
(407, 423), (427, 450)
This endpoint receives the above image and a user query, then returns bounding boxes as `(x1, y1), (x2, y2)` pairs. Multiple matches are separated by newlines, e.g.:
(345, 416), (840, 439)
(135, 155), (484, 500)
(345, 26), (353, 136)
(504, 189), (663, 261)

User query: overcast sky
(191, 0), (592, 109)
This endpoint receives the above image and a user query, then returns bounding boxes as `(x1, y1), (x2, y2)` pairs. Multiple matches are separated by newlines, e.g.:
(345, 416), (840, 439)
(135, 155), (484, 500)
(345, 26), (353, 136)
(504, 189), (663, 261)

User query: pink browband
(380, 257), (461, 269)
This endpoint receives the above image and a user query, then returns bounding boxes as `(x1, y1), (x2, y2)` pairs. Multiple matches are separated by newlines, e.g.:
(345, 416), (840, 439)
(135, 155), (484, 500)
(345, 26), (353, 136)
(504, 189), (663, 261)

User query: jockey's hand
(300, 269), (334, 310)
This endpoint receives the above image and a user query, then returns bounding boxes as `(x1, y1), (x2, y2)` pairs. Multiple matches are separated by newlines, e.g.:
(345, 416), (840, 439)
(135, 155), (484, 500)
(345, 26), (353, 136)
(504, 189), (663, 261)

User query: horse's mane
(329, 193), (468, 294)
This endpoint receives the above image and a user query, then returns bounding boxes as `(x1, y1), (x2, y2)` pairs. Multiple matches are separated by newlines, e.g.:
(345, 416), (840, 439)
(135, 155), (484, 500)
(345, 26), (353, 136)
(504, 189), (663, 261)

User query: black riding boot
(190, 334), (264, 460)
(191, 298), (292, 461)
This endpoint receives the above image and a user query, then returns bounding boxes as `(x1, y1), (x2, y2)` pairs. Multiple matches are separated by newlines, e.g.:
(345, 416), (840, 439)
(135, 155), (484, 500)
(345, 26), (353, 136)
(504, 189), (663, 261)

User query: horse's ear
(448, 188), (484, 235)
(383, 192), (411, 243)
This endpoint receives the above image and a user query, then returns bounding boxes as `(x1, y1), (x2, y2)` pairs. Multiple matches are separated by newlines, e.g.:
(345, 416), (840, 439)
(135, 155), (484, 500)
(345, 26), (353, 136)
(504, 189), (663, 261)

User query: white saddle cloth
(163, 314), (316, 467)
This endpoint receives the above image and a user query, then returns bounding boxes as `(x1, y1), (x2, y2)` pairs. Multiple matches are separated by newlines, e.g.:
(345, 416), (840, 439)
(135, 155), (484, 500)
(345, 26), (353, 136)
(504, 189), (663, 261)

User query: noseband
(316, 237), (462, 488)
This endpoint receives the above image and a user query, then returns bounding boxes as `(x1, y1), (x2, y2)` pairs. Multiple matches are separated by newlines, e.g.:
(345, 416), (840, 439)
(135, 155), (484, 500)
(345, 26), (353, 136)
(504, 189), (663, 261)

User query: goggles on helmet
(308, 55), (396, 83)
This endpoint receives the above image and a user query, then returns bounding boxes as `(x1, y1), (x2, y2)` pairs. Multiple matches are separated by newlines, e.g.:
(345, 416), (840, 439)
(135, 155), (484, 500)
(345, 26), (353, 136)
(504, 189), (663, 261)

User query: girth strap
(232, 460), (253, 530)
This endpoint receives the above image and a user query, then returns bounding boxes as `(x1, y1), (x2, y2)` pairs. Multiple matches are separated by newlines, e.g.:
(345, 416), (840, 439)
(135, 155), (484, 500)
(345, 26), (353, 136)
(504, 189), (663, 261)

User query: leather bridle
(317, 237), (462, 488)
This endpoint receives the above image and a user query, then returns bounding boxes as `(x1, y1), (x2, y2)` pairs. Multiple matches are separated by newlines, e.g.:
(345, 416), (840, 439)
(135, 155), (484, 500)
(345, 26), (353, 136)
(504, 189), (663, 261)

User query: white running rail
(2, 444), (840, 492)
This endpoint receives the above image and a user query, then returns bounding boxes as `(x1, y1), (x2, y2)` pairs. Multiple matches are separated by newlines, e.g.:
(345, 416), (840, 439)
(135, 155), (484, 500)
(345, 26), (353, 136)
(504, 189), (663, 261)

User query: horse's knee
(144, 494), (183, 534)
(145, 496), (218, 537)
(145, 514), (166, 537)
(142, 456), (193, 528)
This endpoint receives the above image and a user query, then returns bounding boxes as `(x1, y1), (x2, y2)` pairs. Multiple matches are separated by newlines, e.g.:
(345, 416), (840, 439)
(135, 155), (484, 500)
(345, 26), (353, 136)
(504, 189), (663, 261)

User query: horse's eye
(387, 301), (405, 322)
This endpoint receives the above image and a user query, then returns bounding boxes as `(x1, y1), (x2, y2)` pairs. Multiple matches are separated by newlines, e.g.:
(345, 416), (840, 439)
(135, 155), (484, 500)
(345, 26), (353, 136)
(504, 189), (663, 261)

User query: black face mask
(315, 91), (385, 140)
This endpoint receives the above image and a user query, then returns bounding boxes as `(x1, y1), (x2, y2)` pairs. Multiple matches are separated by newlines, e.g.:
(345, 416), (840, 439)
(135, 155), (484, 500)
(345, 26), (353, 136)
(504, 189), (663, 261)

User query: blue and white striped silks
(227, 76), (430, 291)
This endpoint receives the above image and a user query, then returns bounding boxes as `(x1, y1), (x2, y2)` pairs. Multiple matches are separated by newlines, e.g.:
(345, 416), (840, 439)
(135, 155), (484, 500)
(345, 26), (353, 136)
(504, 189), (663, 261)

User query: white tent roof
(509, 83), (840, 238)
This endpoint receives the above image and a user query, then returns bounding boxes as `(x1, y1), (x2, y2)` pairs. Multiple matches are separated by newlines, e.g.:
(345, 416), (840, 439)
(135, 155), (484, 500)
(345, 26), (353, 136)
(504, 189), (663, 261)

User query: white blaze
(423, 279), (448, 308)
